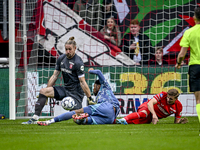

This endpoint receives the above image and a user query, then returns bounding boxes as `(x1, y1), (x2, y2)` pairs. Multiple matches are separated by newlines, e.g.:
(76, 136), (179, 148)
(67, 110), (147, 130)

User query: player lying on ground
(116, 89), (188, 125)
(37, 68), (120, 125)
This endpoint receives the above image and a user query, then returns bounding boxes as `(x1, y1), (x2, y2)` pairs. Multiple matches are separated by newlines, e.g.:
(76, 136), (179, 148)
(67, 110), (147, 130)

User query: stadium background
(0, 0), (199, 118)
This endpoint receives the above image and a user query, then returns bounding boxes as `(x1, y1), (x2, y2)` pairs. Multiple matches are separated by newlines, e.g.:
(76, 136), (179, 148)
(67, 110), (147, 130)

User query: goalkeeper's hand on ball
(87, 97), (97, 105)
(178, 117), (188, 124)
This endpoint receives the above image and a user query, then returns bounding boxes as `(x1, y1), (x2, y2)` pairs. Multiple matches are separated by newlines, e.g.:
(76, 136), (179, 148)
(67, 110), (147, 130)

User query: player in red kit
(116, 89), (188, 125)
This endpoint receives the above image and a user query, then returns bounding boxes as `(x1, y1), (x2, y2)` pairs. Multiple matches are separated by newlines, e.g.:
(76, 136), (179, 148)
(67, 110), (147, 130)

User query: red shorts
(127, 102), (152, 124)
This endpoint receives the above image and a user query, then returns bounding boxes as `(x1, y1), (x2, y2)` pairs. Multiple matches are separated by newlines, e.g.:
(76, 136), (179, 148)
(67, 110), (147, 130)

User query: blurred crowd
(61, 0), (188, 66)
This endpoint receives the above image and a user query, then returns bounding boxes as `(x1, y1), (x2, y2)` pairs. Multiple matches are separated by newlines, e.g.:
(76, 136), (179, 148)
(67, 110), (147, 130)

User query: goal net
(14, 0), (198, 118)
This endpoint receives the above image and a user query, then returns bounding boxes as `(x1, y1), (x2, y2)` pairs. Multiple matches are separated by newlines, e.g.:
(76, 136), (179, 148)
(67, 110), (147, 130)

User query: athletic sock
(124, 111), (146, 121)
(32, 115), (39, 120)
(196, 103), (200, 123)
(54, 111), (76, 122)
(48, 118), (55, 124)
(35, 93), (47, 116)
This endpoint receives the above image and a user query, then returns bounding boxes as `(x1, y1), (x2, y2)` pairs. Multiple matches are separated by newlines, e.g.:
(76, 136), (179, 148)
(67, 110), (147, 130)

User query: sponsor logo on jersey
(69, 64), (73, 69)
(69, 62), (74, 65)
(157, 104), (169, 115)
(80, 66), (84, 71)
(160, 93), (163, 97)
(61, 68), (72, 74)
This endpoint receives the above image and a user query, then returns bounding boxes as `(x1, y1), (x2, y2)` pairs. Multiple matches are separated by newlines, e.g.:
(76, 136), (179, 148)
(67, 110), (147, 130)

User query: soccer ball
(61, 97), (75, 110)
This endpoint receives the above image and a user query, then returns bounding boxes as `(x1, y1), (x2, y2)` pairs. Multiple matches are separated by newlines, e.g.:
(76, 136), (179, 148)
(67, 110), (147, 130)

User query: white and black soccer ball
(61, 97), (75, 110)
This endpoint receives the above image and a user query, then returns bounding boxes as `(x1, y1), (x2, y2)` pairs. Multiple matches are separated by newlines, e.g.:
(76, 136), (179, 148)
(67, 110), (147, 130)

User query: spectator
(100, 17), (121, 46)
(122, 19), (154, 65)
(73, 0), (102, 31)
(101, 0), (118, 29)
(149, 47), (168, 66)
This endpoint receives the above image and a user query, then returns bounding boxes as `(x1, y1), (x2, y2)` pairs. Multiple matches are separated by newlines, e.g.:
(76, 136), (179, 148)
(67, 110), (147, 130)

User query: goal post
(9, 0), (15, 120)
(12, 0), (198, 119)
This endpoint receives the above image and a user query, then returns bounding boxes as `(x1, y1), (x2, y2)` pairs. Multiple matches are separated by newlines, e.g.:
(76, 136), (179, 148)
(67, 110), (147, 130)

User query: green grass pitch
(0, 117), (199, 150)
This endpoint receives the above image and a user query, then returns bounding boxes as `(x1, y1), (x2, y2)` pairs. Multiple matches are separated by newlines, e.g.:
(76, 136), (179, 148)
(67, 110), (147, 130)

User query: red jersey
(150, 91), (182, 119)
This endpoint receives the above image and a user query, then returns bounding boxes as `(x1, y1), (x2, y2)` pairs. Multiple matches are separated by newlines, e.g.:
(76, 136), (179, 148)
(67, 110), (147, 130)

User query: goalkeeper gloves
(87, 97), (97, 105)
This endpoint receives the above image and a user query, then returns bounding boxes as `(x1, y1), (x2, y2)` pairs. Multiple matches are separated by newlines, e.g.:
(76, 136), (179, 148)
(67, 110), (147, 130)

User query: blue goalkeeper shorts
(83, 102), (116, 125)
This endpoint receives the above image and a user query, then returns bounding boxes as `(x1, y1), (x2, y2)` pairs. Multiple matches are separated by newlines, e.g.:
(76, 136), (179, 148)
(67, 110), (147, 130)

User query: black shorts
(53, 86), (84, 110)
(188, 65), (200, 92)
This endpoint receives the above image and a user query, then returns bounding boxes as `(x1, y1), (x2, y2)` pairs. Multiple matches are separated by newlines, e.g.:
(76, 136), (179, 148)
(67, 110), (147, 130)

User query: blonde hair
(65, 37), (76, 47)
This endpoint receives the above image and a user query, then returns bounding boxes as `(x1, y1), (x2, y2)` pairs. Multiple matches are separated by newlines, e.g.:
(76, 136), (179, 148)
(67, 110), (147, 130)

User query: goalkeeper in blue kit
(37, 68), (120, 125)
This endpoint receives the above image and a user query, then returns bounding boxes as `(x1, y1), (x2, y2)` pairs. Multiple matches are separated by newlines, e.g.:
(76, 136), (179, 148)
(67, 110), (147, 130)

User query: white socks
(33, 115), (39, 120)
(48, 119), (55, 124)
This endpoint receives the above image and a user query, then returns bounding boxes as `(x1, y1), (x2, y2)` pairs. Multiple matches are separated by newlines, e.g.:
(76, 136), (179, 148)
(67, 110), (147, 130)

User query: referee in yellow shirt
(176, 7), (200, 135)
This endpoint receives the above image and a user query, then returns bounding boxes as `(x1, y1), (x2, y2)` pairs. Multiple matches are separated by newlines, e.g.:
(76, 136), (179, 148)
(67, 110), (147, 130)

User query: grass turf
(0, 116), (199, 150)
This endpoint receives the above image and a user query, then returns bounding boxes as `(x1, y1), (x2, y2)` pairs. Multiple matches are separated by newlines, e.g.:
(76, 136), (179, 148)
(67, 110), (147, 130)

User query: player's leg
(194, 91), (200, 132)
(81, 102), (115, 125)
(73, 103), (116, 125)
(72, 107), (90, 119)
(126, 110), (148, 124)
(54, 91), (87, 125)
(38, 108), (84, 126)
(116, 111), (147, 125)
(189, 65), (200, 135)
(22, 87), (54, 124)
(72, 106), (92, 125)
(35, 87), (54, 116)
(53, 108), (84, 122)
(125, 110), (147, 120)
(38, 87), (84, 126)
(116, 103), (150, 124)
(49, 89), (85, 124)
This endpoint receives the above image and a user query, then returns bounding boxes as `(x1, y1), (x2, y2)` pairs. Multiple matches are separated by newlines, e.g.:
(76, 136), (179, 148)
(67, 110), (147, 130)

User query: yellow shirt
(180, 24), (200, 65)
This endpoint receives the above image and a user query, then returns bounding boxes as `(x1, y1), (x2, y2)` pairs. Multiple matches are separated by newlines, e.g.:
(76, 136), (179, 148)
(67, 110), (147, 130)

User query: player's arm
(88, 68), (105, 84)
(147, 98), (159, 124)
(47, 70), (60, 87)
(79, 76), (91, 98)
(175, 47), (188, 69)
(174, 102), (188, 124)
